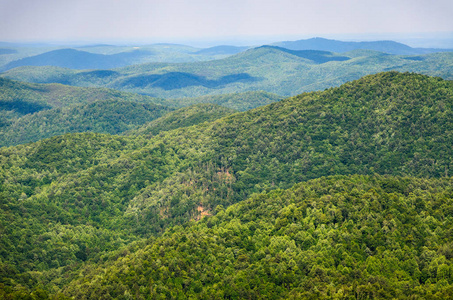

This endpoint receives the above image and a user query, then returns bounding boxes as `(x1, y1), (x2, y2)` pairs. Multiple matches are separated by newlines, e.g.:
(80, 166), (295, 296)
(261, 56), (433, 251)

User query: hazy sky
(1, 0), (452, 45)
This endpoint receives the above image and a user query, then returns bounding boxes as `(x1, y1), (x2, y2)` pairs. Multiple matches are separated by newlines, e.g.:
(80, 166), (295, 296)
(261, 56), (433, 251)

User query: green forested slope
(168, 91), (283, 111)
(0, 99), (172, 147)
(2, 47), (453, 98)
(0, 77), (165, 109)
(0, 77), (168, 126)
(60, 175), (453, 299)
(128, 103), (236, 136)
(1, 72), (453, 298)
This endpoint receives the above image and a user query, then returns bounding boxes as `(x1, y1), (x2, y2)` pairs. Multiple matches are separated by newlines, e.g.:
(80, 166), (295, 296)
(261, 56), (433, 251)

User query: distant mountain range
(272, 37), (453, 55)
(1, 48), (155, 71)
(195, 45), (250, 55)
(3, 45), (453, 98)
(0, 44), (240, 72)
(1, 37), (452, 73)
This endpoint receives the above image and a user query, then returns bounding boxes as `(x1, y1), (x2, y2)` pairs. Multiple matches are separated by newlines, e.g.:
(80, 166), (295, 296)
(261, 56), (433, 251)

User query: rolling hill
(0, 76), (166, 110)
(0, 99), (172, 147)
(0, 77), (168, 127)
(2, 46), (453, 99)
(1, 72), (453, 298)
(195, 45), (249, 55)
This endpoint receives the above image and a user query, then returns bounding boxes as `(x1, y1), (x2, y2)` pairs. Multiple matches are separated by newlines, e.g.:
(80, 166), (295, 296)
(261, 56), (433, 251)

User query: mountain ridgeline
(0, 43), (249, 72)
(2, 45), (453, 99)
(1, 72), (453, 298)
(273, 37), (453, 55)
(1, 48), (156, 71)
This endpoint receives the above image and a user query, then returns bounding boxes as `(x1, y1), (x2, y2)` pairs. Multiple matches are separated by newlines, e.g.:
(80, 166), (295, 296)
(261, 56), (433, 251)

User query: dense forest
(61, 175), (453, 299)
(1, 72), (453, 298)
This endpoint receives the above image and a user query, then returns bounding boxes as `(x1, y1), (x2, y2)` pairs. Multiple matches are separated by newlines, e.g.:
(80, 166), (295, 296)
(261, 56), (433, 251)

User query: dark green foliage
(0, 77), (173, 146)
(0, 99), (172, 147)
(0, 99), (50, 116)
(0, 77), (282, 147)
(128, 103), (236, 136)
(1, 72), (453, 298)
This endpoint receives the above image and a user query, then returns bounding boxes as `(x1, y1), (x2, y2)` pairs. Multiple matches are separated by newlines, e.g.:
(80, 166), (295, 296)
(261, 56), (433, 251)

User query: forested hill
(0, 76), (167, 114)
(1, 72), (453, 298)
(0, 99), (172, 147)
(0, 77), (171, 146)
(62, 175), (453, 299)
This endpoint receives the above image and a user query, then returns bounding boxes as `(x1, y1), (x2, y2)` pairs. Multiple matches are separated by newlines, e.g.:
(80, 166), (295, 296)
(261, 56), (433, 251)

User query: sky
(1, 0), (452, 46)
